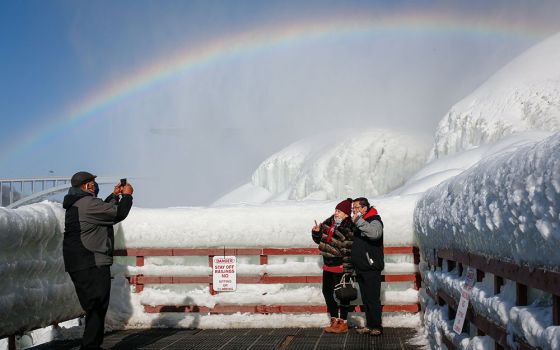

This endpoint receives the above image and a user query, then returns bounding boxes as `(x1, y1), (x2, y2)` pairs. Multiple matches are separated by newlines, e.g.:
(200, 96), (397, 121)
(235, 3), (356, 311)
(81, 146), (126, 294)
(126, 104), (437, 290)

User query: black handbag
(334, 273), (358, 302)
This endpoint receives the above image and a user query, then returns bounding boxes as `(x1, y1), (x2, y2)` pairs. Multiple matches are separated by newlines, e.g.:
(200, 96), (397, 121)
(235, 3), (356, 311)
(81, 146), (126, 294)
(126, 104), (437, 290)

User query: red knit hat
(335, 198), (352, 216)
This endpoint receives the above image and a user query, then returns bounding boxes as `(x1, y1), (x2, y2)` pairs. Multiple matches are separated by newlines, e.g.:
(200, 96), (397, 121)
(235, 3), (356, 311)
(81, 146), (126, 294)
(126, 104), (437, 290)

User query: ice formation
(431, 32), (560, 159)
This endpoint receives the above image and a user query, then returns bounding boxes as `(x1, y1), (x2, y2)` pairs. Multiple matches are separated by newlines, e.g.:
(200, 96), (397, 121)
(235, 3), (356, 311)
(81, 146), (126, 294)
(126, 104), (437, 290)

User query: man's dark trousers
(356, 269), (382, 329)
(69, 265), (111, 349)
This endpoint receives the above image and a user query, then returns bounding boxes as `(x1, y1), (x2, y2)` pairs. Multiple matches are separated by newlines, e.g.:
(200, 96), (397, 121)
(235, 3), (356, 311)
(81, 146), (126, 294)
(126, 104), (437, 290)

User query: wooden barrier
(114, 246), (421, 314)
(425, 248), (560, 350)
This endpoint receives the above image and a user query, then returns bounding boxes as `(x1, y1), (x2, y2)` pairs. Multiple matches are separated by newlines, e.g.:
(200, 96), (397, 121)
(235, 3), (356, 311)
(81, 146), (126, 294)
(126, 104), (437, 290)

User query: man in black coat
(63, 171), (133, 349)
(351, 197), (384, 336)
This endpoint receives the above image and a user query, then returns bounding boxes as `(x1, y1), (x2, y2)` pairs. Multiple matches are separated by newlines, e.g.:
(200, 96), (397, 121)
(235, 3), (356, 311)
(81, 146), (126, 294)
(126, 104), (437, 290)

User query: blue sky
(1, 0), (560, 206)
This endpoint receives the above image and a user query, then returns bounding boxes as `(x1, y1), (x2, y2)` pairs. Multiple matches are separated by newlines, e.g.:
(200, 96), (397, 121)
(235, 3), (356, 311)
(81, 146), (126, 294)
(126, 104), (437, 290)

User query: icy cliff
(243, 129), (431, 202)
(431, 32), (560, 159)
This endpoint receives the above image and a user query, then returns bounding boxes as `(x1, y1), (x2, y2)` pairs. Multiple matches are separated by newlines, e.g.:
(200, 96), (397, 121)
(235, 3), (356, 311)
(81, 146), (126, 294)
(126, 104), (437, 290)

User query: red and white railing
(114, 246), (421, 314)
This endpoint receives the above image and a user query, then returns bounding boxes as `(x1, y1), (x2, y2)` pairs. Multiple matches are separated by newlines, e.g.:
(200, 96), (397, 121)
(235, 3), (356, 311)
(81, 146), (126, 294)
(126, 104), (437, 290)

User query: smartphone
(120, 178), (127, 186)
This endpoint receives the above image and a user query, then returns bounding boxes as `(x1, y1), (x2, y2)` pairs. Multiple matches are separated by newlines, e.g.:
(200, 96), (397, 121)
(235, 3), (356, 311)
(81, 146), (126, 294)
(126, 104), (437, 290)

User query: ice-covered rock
(249, 129), (431, 201)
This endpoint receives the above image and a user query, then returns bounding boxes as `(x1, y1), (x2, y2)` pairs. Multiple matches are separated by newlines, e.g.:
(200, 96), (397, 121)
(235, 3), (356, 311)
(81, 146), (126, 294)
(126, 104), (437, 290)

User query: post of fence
(476, 270), (484, 283)
(553, 294), (559, 326)
(136, 254), (144, 292)
(8, 335), (15, 350)
(494, 276), (504, 294)
(516, 283), (527, 306)
(208, 255), (215, 295)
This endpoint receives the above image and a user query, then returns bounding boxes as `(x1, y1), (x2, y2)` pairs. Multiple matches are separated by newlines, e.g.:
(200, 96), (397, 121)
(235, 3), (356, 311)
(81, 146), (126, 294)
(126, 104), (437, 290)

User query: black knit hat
(71, 171), (97, 187)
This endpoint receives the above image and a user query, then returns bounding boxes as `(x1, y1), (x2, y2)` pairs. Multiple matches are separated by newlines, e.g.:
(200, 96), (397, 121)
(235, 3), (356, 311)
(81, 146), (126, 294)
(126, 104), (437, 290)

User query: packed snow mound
(0, 202), (82, 337)
(431, 32), (560, 159)
(392, 131), (553, 196)
(415, 132), (560, 269)
(118, 194), (418, 248)
(248, 129), (431, 201)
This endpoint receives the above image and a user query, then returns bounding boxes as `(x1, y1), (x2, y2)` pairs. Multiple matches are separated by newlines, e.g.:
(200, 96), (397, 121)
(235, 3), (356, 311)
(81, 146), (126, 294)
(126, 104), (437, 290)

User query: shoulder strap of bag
(339, 273), (353, 287)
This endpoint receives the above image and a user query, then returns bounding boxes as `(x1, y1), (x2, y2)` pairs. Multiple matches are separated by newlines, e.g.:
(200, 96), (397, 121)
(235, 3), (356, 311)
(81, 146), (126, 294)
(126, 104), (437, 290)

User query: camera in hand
(120, 178), (127, 186)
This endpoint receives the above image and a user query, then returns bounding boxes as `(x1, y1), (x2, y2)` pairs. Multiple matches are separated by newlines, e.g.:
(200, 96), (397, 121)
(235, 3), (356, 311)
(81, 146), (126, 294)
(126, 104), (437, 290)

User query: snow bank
(118, 194), (419, 248)
(393, 131), (553, 196)
(431, 32), (560, 159)
(234, 129), (431, 202)
(0, 202), (82, 337)
(415, 132), (560, 269)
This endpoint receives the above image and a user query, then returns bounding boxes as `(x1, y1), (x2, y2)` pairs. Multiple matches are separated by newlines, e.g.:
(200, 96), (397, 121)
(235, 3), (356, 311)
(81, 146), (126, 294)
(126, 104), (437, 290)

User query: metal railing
(0, 176), (121, 208)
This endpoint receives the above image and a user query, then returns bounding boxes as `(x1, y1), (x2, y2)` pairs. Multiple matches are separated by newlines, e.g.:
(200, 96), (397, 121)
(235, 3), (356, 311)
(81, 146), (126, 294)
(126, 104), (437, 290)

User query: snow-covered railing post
(136, 253), (145, 293)
(8, 335), (15, 350)
(208, 253), (217, 295)
(555, 295), (560, 326)
(260, 252), (268, 265)
(516, 283), (527, 306)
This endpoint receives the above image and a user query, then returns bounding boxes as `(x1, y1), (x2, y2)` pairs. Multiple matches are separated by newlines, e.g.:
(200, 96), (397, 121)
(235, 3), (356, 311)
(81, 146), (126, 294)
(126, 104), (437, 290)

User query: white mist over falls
(88, 26), (545, 207)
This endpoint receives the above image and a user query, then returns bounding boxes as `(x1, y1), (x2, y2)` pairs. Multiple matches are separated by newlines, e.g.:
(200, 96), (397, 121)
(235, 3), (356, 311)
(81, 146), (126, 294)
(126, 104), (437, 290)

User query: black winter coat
(63, 187), (133, 272)
(312, 215), (357, 273)
(351, 208), (384, 272)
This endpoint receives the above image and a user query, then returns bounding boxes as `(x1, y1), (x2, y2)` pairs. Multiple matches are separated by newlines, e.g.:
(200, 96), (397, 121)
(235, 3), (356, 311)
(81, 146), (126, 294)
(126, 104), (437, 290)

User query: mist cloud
(4, 2), (560, 207)
(96, 31), (543, 207)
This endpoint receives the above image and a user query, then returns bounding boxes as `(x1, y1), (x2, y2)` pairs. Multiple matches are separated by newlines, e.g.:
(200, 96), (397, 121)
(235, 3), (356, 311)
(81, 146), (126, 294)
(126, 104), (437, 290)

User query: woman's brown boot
(331, 319), (348, 333)
(324, 317), (338, 333)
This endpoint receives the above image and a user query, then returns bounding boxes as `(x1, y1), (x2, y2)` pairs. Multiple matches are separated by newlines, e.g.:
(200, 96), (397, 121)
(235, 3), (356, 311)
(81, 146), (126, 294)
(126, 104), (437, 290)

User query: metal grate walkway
(29, 328), (423, 349)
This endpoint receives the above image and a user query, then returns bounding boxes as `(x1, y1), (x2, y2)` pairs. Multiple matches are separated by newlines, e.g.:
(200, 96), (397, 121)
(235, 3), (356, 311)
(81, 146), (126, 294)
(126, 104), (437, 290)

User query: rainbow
(1, 10), (553, 165)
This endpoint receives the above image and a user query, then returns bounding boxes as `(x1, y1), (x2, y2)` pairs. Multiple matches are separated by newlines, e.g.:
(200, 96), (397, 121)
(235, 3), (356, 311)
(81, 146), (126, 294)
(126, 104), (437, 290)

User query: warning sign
(453, 266), (476, 334)
(212, 256), (237, 292)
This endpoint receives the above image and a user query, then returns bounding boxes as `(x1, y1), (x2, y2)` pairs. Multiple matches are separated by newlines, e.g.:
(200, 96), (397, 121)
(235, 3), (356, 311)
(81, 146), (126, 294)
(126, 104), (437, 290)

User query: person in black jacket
(351, 197), (384, 336)
(312, 198), (357, 334)
(63, 171), (133, 349)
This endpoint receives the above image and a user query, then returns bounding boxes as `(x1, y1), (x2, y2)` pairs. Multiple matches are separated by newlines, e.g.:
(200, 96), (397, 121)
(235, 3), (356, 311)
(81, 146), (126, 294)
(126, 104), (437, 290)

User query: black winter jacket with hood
(62, 187), (133, 273)
(311, 215), (357, 273)
(351, 207), (384, 271)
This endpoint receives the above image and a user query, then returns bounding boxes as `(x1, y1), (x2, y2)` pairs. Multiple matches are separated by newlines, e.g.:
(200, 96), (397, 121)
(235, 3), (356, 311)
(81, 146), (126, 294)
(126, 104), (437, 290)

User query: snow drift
(0, 203), (82, 337)
(117, 194), (418, 249)
(415, 132), (560, 270)
(431, 32), (560, 159)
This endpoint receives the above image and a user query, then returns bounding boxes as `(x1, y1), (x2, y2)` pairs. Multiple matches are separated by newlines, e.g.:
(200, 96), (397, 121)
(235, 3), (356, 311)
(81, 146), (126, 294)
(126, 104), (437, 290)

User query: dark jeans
(356, 269), (382, 329)
(69, 265), (111, 350)
(322, 270), (353, 320)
